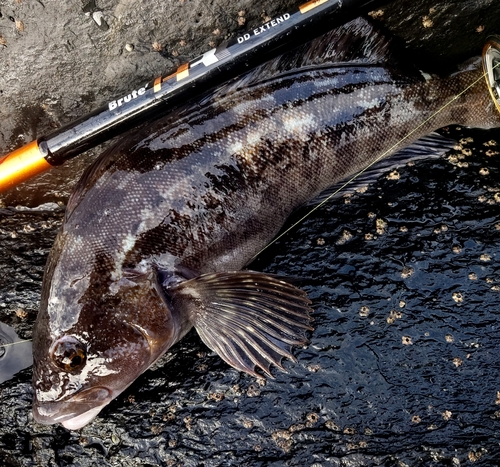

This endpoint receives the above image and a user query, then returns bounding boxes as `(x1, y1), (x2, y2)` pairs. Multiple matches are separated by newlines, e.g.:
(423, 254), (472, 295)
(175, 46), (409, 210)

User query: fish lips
(33, 386), (113, 430)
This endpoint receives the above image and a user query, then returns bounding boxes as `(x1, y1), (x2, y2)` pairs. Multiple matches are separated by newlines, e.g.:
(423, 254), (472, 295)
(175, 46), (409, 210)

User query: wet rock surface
(1, 0), (500, 466)
(1, 126), (500, 466)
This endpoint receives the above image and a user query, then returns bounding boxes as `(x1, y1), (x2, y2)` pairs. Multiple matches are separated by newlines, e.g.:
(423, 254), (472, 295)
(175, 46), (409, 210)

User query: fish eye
(50, 336), (87, 372)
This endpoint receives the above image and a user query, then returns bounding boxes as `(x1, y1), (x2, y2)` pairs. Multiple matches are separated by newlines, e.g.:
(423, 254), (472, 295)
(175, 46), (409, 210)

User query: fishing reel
(483, 36), (500, 113)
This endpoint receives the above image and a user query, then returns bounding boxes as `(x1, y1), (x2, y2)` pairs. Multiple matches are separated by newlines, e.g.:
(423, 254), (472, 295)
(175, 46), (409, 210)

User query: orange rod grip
(0, 140), (52, 192)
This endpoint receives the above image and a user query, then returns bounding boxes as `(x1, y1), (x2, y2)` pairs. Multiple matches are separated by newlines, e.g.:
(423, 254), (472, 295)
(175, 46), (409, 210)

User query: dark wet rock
(2, 126), (500, 465)
(1, 0), (500, 466)
(370, 0), (500, 73)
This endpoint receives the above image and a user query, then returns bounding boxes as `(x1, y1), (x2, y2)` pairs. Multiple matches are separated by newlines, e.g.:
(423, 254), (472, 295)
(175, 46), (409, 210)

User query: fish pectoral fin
(170, 271), (314, 378)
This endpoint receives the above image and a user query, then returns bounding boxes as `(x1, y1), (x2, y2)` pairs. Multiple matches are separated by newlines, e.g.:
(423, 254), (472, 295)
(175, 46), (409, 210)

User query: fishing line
(0, 339), (32, 348)
(251, 61), (500, 261)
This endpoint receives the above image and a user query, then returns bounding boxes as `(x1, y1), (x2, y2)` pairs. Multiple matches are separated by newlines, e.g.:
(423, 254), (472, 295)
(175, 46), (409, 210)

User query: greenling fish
(32, 19), (500, 430)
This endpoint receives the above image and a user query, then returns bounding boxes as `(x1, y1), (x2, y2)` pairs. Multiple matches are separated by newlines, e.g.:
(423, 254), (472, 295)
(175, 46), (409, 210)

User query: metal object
(483, 36), (500, 113)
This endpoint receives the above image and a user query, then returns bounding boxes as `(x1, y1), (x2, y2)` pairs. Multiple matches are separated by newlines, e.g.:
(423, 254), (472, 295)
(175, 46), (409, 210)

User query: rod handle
(0, 140), (52, 192)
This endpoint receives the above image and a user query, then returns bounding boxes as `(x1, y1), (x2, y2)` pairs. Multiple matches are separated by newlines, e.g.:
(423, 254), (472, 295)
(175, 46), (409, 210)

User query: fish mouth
(33, 386), (113, 430)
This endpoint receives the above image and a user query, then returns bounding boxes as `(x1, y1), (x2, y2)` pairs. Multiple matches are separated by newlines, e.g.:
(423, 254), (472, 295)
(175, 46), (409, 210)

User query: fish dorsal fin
(211, 17), (405, 97)
(268, 16), (399, 67)
(168, 271), (313, 378)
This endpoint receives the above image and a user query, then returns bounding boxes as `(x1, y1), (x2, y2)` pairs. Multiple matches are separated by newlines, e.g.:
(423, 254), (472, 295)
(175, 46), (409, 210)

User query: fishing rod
(0, 0), (389, 192)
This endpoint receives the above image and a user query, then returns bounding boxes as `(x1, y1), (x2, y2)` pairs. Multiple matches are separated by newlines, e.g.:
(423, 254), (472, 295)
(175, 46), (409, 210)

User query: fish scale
(31, 22), (500, 430)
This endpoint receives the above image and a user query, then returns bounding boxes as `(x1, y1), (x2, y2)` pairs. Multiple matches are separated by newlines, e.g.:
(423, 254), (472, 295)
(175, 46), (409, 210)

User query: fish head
(32, 231), (181, 430)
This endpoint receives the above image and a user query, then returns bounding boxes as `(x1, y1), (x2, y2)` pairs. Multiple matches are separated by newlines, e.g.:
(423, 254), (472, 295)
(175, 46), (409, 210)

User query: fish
(31, 19), (500, 430)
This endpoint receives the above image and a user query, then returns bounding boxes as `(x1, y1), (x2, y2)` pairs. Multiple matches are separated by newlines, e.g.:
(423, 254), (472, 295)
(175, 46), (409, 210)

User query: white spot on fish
(48, 261), (90, 335)
(420, 70), (432, 81)
(282, 113), (315, 140)
(109, 277), (137, 295)
(246, 131), (262, 146)
(36, 354), (118, 403)
(121, 233), (136, 254)
(110, 233), (138, 280)
(228, 140), (244, 154)
(178, 283), (202, 300)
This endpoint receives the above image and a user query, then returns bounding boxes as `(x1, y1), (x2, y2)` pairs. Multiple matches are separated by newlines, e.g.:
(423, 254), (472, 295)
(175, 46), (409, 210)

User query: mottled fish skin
(32, 26), (500, 429)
